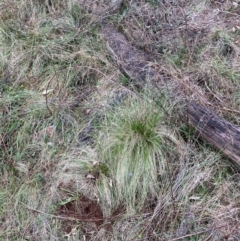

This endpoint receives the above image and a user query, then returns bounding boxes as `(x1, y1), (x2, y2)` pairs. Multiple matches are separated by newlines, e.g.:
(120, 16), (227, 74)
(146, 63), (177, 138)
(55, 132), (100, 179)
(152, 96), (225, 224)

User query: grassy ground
(0, 0), (240, 240)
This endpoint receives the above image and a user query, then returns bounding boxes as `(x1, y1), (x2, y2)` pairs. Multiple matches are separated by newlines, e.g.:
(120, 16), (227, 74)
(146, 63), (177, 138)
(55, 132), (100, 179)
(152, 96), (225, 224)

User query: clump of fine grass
(0, 0), (112, 239)
(0, 0), (107, 91)
(97, 94), (183, 212)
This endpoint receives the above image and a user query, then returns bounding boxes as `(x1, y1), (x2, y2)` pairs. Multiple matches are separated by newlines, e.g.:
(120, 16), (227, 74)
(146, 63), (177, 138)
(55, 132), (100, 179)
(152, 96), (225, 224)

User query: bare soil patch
(56, 195), (104, 234)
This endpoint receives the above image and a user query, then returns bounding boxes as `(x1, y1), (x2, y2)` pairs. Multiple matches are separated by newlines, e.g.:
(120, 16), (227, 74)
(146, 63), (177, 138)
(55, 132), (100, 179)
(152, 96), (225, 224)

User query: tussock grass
(97, 94), (184, 212)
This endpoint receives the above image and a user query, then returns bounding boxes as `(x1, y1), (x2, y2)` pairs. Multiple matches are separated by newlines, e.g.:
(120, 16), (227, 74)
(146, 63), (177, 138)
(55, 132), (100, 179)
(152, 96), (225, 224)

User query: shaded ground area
(56, 195), (104, 235)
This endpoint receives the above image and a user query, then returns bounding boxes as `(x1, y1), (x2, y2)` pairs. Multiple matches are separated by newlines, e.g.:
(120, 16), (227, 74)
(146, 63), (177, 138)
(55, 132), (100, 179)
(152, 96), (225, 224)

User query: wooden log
(188, 102), (240, 167)
(101, 24), (240, 168)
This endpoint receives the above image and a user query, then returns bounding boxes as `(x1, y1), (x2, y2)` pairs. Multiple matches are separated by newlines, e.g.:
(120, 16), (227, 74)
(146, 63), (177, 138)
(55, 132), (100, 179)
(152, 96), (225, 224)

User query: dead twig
(45, 75), (55, 116)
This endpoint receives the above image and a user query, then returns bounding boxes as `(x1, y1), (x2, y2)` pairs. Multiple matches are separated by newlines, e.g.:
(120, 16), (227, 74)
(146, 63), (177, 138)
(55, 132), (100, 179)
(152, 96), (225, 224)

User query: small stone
(233, 2), (238, 8)
(87, 173), (95, 179)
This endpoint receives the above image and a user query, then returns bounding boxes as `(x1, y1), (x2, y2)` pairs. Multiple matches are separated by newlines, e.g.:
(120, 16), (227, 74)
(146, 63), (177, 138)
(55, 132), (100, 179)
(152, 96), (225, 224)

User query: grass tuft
(97, 95), (181, 212)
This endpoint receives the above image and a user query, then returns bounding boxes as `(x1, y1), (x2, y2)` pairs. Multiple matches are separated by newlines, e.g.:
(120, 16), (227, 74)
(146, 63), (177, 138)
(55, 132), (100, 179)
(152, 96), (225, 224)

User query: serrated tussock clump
(97, 96), (180, 212)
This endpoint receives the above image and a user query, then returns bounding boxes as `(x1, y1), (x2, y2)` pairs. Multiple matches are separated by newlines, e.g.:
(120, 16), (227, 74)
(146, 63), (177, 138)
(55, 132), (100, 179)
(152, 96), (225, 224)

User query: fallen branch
(188, 102), (240, 166)
(100, 23), (240, 168)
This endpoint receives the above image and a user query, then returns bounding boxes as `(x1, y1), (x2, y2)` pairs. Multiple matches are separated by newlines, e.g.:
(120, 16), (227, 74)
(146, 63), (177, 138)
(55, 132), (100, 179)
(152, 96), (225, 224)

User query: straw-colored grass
(1, 0), (240, 240)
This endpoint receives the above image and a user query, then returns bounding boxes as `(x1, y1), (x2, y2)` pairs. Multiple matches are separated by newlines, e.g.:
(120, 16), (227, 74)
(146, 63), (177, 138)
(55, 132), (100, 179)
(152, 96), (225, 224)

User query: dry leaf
(86, 109), (91, 114)
(87, 174), (95, 179)
(33, 125), (54, 141)
(42, 89), (53, 95)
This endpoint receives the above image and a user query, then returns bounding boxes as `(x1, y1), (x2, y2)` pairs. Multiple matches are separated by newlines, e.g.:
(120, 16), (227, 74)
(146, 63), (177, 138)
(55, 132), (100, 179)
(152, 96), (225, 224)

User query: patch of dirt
(55, 193), (126, 239)
(56, 195), (104, 235)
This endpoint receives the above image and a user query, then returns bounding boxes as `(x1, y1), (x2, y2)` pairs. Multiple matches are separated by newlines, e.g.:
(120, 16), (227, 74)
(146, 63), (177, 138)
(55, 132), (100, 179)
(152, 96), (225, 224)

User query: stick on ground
(101, 23), (240, 168)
